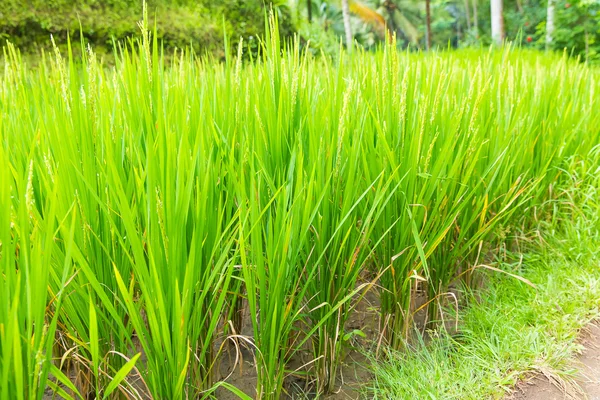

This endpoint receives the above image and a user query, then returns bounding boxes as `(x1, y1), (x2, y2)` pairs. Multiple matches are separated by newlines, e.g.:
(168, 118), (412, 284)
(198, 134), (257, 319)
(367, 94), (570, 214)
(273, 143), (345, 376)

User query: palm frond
(349, 0), (388, 37)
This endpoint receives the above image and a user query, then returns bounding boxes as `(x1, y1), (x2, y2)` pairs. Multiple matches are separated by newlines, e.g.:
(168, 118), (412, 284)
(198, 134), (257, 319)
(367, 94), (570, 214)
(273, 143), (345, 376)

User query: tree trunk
(490, 0), (504, 45)
(546, 0), (555, 49)
(464, 0), (472, 32)
(516, 0), (524, 13)
(342, 0), (353, 52)
(307, 0), (312, 23)
(585, 31), (590, 62)
(425, 0), (432, 49)
(472, 0), (479, 38)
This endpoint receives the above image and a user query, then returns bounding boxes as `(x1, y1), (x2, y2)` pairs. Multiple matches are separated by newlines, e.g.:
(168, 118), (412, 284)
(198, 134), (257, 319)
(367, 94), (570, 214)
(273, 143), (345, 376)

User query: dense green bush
(546, 0), (600, 62)
(0, 0), (294, 58)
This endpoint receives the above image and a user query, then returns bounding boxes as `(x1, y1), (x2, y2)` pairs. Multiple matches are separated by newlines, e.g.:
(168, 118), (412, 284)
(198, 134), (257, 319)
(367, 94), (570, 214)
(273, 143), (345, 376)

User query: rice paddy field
(1, 15), (599, 400)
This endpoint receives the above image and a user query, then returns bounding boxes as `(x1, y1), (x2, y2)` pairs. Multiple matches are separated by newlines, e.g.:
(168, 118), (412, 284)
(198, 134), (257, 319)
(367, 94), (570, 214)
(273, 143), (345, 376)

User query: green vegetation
(0, 0), (293, 58)
(1, 14), (599, 399)
(2, 0), (600, 62)
(371, 151), (600, 399)
(293, 0), (600, 61)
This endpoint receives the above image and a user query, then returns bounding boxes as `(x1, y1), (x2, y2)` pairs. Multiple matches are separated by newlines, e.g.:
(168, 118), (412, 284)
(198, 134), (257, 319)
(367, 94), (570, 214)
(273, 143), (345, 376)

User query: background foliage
(0, 0), (598, 61)
(0, 0), (294, 59)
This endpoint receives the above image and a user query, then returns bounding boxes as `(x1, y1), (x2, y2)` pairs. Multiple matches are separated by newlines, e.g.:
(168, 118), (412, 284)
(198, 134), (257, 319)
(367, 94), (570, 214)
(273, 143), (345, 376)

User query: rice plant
(0, 12), (598, 399)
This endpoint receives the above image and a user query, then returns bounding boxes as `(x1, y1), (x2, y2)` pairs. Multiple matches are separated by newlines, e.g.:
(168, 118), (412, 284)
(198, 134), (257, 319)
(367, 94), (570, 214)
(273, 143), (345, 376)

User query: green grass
(0, 12), (599, 399)
(370, 153), (600, 399)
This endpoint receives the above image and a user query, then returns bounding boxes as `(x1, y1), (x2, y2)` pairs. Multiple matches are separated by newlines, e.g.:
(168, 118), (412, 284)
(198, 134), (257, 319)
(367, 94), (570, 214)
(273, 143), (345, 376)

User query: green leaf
(343, 329), (367, 342)
(49, 364), (84, 400)
(102, 353), (141, 399)
(89, 296), (99, 381)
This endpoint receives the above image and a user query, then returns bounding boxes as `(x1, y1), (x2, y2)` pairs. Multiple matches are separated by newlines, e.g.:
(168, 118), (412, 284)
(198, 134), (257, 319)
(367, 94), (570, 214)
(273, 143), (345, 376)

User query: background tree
(546, 0), (555, 48)
(1, 0), (599, 63)
(342, 0), (355, 50)
(472, 0), (479, 38)
(491, 0), (505, 44)
(426, 0), (433, 48)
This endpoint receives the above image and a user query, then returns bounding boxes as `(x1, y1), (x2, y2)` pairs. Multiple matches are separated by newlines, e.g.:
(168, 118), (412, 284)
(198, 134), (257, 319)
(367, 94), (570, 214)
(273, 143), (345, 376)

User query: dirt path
(509, 323), (600, 400)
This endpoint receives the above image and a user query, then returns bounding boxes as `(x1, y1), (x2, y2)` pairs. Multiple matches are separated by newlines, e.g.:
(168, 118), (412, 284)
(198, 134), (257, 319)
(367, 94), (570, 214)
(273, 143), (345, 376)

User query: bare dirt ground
(509, 323), (600, 400)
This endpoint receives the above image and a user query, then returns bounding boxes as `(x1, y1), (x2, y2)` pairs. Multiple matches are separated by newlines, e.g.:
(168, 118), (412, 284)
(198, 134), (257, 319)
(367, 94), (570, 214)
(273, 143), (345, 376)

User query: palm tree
(353, 0), (421, 45)
(490, 0), (504, 44)
(298, 0), (421, 48)
(546, 0), (555, 49)
(342, 0), (354, 51)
